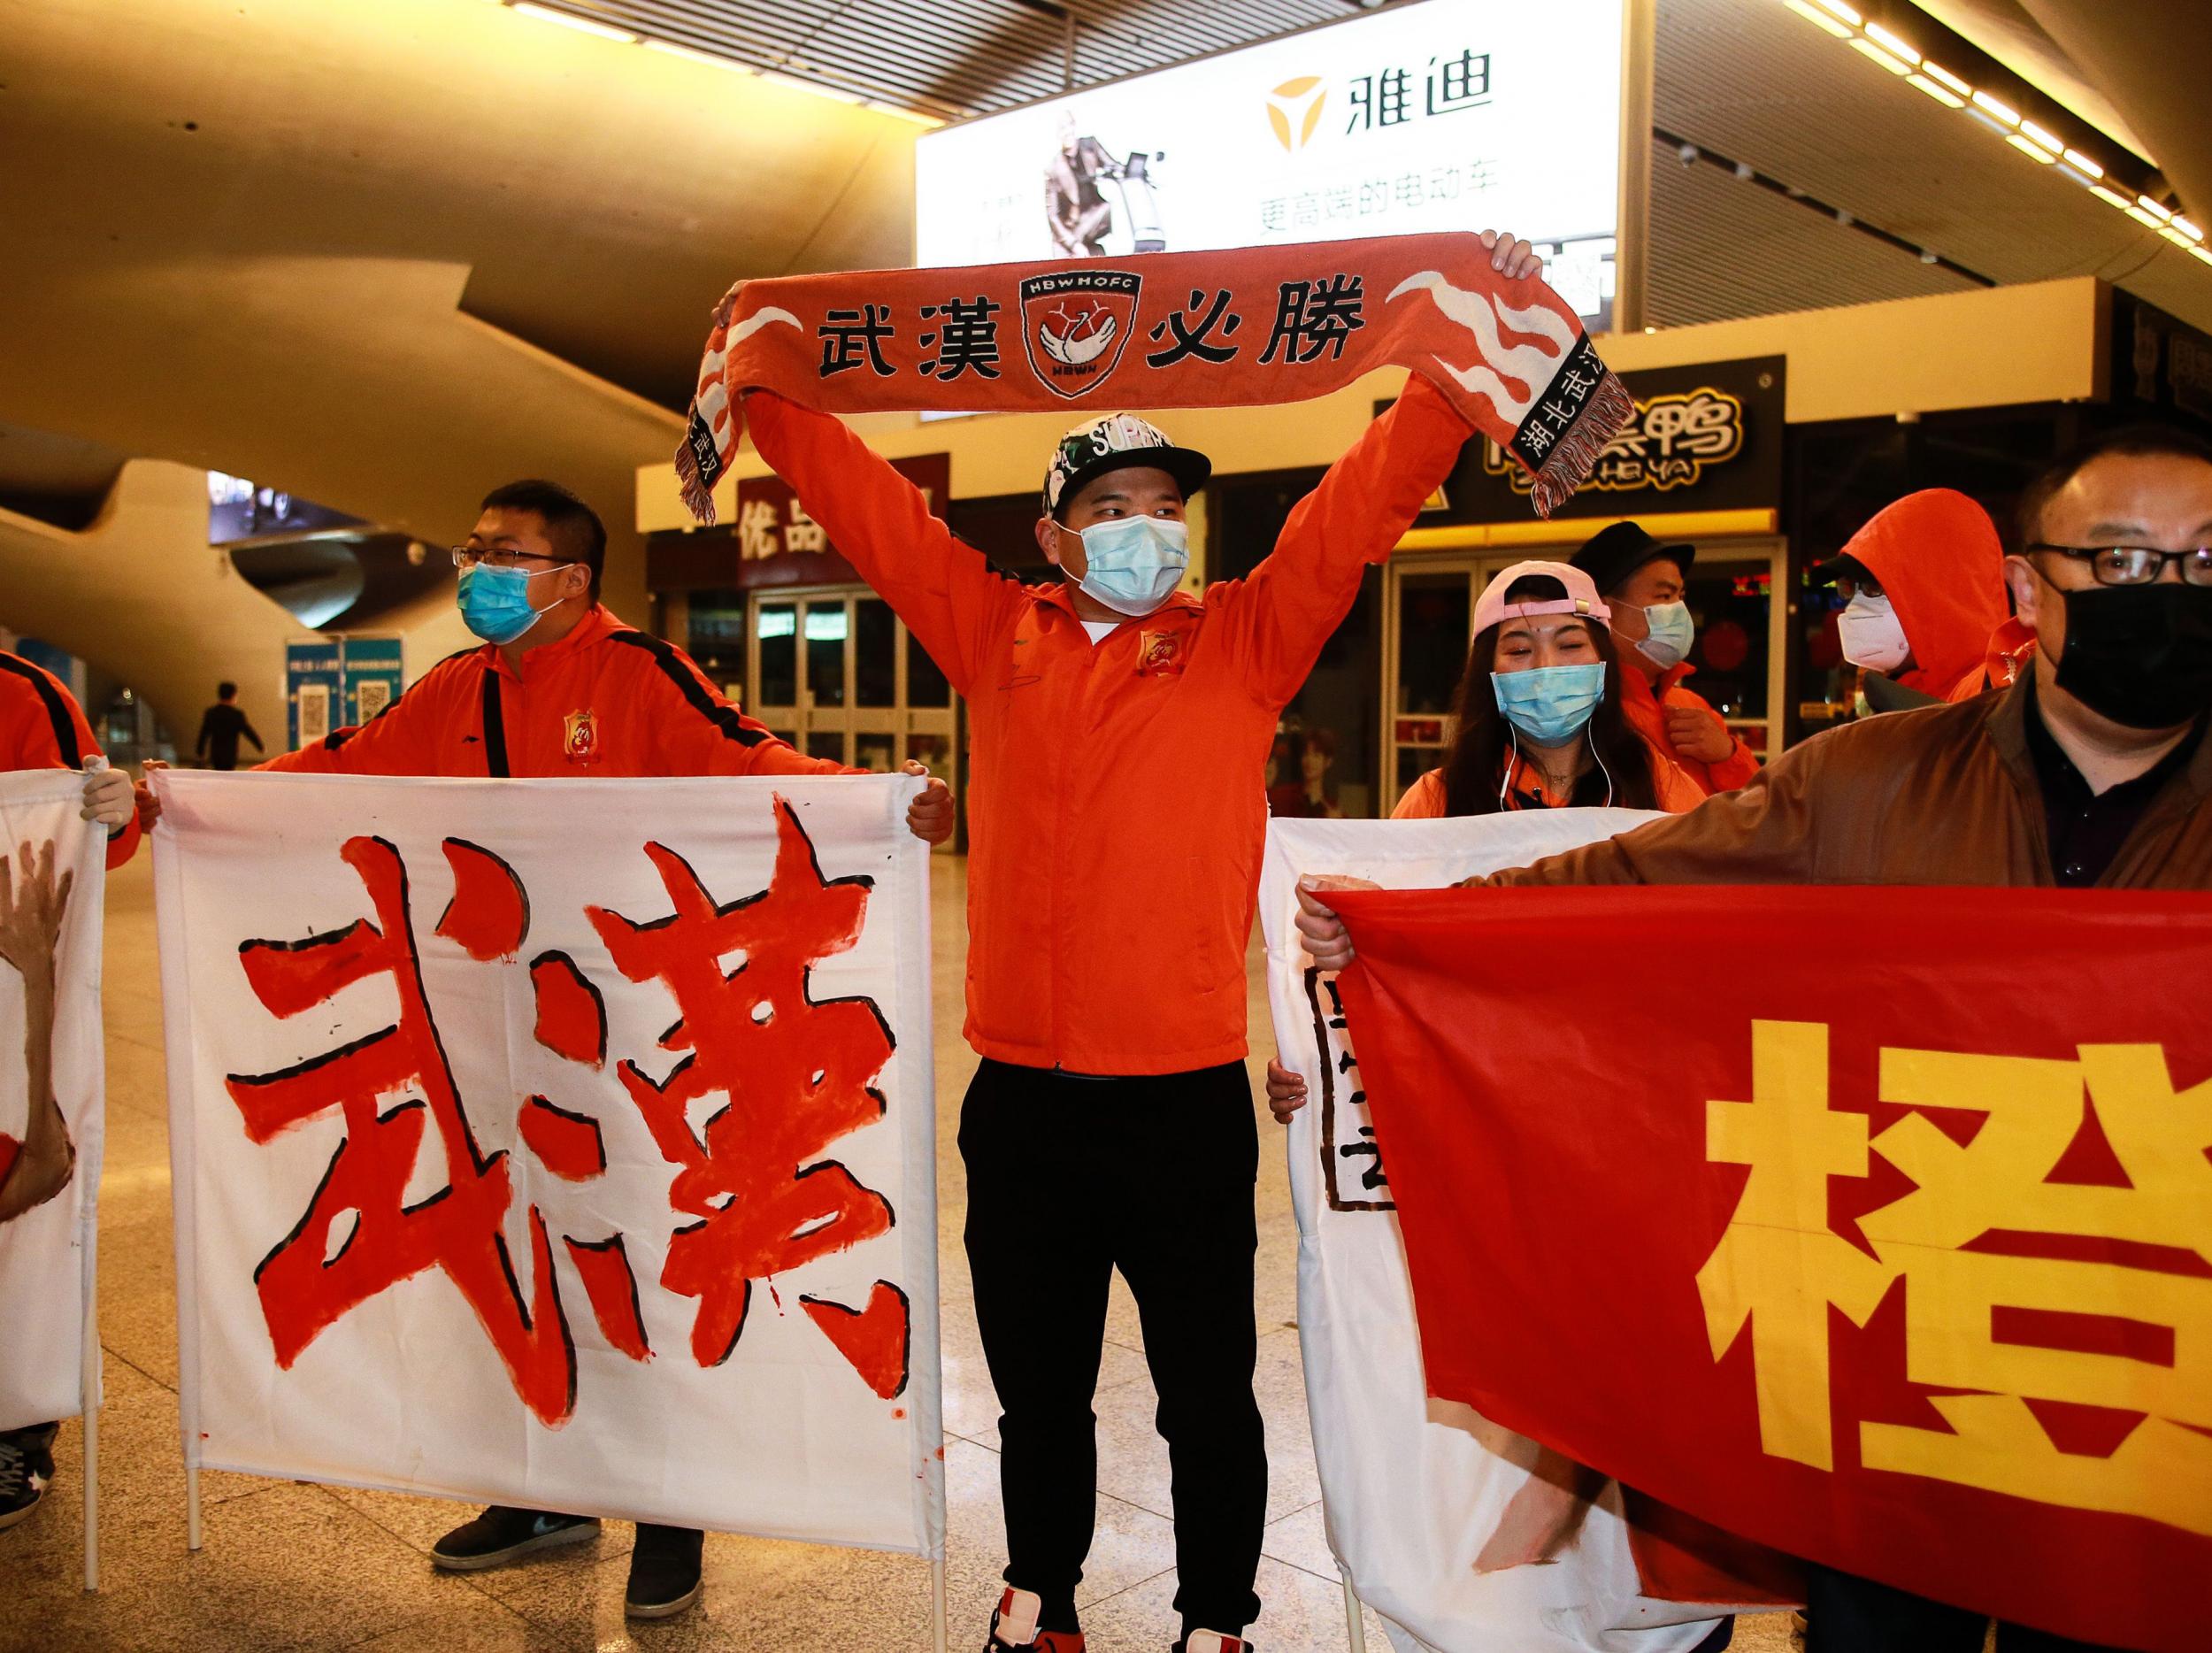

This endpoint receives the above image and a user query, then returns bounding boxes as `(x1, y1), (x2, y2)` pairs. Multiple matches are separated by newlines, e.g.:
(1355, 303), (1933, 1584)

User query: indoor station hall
(4, 0), (2209, 1650)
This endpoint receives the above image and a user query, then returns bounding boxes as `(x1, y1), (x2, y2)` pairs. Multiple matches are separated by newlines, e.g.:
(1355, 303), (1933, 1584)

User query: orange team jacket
(748, 375), (1475, 1076)
(1394, 741), (1708, 818)
(1838, 488), (2009, 703)
(262, 605), (854, 780)
(1616, 662), (1761, 793)
(0, 651), (140, 870)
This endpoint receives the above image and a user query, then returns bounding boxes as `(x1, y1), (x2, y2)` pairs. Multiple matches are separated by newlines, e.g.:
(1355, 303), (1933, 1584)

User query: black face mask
(2055, 582), (2212, 731)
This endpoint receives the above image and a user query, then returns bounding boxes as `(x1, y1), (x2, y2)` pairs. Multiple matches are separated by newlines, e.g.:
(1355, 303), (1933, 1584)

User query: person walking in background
(194, 681), (263, 771)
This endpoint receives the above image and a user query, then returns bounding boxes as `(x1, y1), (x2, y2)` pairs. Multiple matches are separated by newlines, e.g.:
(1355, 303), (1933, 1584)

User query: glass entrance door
(747, 588), (959, 845)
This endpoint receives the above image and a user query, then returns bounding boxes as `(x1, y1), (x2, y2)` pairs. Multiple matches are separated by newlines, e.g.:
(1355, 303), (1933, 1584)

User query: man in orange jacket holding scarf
(749, 231), (1545, 1653)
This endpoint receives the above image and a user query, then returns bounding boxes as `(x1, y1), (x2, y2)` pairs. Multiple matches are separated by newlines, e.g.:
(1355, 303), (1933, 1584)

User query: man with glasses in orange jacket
(140, 478), (953, 1620)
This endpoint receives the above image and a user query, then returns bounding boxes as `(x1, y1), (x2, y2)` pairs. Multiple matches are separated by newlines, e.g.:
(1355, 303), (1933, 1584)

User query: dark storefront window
(687, 587), (748, 693)
(1213, 468), (1384, 819)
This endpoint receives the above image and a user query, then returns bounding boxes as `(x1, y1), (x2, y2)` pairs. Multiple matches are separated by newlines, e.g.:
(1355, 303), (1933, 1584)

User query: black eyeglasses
(2027, 542), (2212, 588)
(451, 545), (565, 572)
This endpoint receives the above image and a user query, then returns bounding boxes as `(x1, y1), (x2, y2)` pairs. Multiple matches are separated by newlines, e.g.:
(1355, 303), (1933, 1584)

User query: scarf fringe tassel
(675, 421), (720, 527)
(1527, 370), (1636, 520)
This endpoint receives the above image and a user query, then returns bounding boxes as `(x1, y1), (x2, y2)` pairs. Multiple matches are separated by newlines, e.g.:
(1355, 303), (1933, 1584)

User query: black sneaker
(430, 1505), (600, 1572)
(625, 1523), (704, 1619)
(0, 1423), (58, 1533)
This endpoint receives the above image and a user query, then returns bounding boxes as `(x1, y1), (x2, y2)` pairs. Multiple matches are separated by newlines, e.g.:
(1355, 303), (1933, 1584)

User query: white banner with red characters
(0, 772), (106, 1433)
(153, 771), (942, 1554)
(1261, 811), (1759, 1653)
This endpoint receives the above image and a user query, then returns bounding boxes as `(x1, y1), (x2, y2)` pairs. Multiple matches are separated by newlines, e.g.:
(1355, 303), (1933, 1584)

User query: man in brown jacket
(1292, 422), (2212, 1651)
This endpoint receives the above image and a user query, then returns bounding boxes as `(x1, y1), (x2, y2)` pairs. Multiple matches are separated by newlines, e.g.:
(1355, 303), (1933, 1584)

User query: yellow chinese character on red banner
(1696, 1021), (2212, 1537)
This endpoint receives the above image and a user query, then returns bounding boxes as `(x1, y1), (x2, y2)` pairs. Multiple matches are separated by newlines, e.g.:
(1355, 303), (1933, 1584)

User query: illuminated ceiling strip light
(870, 102), (942, 126)
(2176, 216), (2205, 241)
(644, 39), (753, 71)
(2136, 195), (2173, 221)
(1906, 73), (1964, 108)
(2062, 149), (2103, 177)
(1782, 0), (1853, 39)
(511, 3), (637, 41)
(2006, 134), (2056, 163)
(2193, 245), (2212, 267)
(2089, 184), (2135, 210)
(2020, 120), (2064, 152)
(1921, 61), (1970, 94)
(1848, 37), (1912, 74)
(2127, 205), (2170, 228)
(1862, 21), (1920, 63)
(1811, 0), (1863, 22)
(1971, 90), (2020, 125)
(2161, 227), (2198, 249)
(760, 68), (865, 104)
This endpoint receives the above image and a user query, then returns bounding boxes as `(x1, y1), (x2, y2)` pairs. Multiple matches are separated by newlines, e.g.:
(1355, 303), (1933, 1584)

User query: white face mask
(1838, 591), (1910, 673)
(1635, 600), (1696, 669)
(1071, 515), (1188, 617)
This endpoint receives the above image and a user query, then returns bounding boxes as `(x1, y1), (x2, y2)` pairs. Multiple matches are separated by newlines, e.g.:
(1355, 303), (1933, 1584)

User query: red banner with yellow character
(1329, 882), (2212, 1651)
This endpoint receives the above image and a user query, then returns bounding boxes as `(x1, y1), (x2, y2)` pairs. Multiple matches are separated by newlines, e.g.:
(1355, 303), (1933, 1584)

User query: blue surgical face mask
(458, 562), (572, 645)
(1492, 662), (1607, 745)
(1635, 601), (1696, 669)
(1071, 515), (1188, 617)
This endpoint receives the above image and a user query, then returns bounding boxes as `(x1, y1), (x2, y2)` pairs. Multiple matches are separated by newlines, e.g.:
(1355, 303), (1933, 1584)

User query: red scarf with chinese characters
(678, 233), (1632, 523)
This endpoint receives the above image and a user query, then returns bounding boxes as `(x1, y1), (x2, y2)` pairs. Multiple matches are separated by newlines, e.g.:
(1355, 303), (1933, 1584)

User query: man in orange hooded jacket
(1822, 488), (2024, 704)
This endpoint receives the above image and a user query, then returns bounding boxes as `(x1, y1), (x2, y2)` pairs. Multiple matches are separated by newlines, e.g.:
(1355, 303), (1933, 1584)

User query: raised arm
(1225, 373), (1472, 705)
(1223, 230), (1539, 706)
(0, 839), (75, 1223)
(745, 392), (1026, 697)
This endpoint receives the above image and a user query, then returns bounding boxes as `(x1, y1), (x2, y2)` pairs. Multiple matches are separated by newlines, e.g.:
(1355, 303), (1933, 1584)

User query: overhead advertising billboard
(915, 0), (1624, 326)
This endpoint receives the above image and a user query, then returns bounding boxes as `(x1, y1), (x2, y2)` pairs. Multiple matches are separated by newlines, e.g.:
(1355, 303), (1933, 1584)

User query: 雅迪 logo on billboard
(1019, 270), (1142, 399)
(1266, 76), (1327, 152)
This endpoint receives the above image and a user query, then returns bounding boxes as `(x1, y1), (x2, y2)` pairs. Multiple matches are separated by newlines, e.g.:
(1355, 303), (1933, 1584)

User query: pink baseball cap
(1471, 560), (1613, 637)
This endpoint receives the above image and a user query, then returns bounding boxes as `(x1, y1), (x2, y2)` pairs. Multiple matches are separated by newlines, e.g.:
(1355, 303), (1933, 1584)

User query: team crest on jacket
(564, 708), (599, 763)
(1137, 627), (1187, 676)
(1019, 271), (1141, 400)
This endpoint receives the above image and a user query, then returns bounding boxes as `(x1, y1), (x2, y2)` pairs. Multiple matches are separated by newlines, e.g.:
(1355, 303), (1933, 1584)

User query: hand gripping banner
(1330, 882), (2212, 1652)
(1262, 812), (1776, 1653)
(679, 233), (1633, 521)
(0, 771), (106, 1435)
(154, 771), (943, 1556)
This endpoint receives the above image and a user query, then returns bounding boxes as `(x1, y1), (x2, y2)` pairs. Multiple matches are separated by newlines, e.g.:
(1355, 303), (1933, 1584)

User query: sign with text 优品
(915, 0), (1624, 327)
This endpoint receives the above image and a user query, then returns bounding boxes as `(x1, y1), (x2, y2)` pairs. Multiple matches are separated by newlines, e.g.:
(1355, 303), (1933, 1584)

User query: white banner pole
(150, 777), (206, 1555)
(1340, 1569), (1367, 1653)
(80, 1239), (98, 1592)
(932, 1554), (949, 1653)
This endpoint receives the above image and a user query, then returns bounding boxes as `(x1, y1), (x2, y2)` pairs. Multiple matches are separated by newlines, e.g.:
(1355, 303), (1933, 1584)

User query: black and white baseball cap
(1041, 413), (1211, 521)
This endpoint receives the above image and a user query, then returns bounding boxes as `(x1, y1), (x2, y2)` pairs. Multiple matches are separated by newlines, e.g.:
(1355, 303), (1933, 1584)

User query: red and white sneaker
(1180, 1634), (1251, 1653)
(986, 1588), (1087, 1652)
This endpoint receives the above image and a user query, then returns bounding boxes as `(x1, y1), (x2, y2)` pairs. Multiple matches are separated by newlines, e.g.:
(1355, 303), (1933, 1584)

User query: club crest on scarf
(1019, 271), (1141, 399)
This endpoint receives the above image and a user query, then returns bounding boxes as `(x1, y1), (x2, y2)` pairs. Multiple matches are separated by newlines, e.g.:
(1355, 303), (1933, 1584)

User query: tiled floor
(4, 854), (1793, 1653)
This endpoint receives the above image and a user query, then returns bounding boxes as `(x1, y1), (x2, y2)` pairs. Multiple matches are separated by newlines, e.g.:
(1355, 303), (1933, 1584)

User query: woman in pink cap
(1395, 560), (1706, 818)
